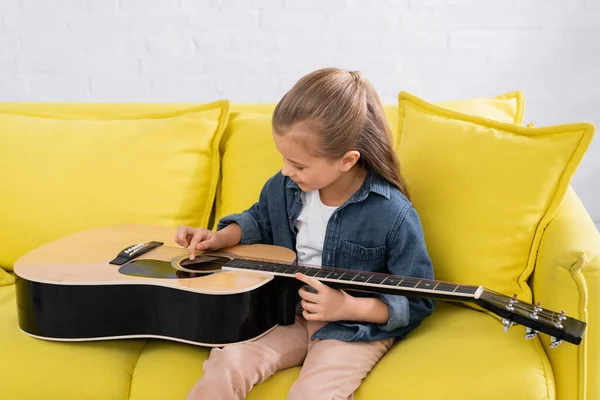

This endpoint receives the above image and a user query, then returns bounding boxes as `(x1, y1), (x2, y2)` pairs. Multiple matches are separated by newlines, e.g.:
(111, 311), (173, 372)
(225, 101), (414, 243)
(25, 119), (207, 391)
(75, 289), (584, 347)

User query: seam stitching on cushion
(0, 100), (229, 120)
(492, 90), (523, 124)
(514, 91), (525, 125)
(535, 257), (589, 400)
(521, 129), (589, 304)
(399, 92), (591, 136)
(396, 94), (407, 151)
(571, 265), (589, 400)
(204, 101), (230, 229)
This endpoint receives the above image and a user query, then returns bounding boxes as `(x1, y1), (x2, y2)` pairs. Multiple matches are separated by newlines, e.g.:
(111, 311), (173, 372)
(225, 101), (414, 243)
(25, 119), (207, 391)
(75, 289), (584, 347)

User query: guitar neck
(222, 258), (482, 303)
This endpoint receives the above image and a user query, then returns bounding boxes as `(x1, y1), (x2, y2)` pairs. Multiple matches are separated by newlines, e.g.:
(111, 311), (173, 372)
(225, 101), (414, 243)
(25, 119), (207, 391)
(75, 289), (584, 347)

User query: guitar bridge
(109, 241), (164, 265)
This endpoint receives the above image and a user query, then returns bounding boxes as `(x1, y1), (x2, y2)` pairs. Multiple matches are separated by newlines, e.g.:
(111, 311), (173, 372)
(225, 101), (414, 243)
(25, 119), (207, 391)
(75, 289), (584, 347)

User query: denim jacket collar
(285, 169), (391, 205)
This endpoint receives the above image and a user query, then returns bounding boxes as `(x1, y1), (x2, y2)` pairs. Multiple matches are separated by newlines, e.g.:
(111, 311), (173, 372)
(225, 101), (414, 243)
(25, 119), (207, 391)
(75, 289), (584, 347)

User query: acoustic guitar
(13, 224), (586, 348)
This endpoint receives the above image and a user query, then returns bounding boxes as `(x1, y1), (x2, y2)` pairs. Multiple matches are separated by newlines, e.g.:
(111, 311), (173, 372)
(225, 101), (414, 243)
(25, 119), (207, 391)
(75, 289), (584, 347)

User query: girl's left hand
(295, 273), (353, 322)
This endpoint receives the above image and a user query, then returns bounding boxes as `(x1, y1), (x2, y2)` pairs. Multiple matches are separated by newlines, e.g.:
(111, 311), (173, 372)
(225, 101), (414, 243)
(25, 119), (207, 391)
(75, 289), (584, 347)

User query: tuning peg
(506, 294), (518, 311)
(550, 336), (563, 348)
(525, 327), (538, 339)
(530, 301), (542, 320)
(502, 318), (514, 333)
(554, 310), (567, 329)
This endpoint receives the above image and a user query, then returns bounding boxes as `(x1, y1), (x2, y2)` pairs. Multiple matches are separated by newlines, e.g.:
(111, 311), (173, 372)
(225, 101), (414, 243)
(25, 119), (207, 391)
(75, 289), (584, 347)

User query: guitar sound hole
(118, 259), (210, 279)
(179, 256), (229, 272)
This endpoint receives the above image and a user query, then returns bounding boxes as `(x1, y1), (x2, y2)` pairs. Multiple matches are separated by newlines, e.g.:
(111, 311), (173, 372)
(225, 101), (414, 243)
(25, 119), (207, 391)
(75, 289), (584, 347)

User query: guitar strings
(484, 291), (562, 327)
(486, 291), (562, 324)
(150, 246), (482, 291)
(138, 247), (567, 328)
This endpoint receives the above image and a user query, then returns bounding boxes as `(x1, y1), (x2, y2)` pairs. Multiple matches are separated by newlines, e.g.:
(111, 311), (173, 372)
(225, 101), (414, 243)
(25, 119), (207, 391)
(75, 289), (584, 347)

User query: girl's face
(273, 125), (357, 193)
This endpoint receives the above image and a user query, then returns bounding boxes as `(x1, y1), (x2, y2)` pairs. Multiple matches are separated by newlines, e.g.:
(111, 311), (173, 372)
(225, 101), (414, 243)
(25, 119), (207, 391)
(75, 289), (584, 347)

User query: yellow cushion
(129, 341), (210, 400)
(214, 92), (524, 229)
(0, 285), (146, 399)
(0, 269), (14, 286)
(127, 302), (552, 399)
(0, 101), (229, 271)
(215, 111), (281, 229)
(397, 91), (594, 302)
(436, 90), (524, 125)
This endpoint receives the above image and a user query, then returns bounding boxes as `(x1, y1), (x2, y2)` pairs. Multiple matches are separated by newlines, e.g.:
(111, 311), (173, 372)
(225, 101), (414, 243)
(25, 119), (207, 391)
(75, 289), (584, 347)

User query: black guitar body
(15, 258), (302, 346)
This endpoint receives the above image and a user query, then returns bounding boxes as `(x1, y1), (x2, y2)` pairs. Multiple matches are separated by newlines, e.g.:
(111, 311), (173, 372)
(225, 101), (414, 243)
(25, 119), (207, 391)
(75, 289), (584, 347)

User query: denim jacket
(217, 169), (435, 343)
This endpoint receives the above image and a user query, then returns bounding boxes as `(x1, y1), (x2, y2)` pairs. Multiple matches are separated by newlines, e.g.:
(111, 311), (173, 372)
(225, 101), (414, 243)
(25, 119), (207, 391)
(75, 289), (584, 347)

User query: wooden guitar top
(14, 224), (297, 295)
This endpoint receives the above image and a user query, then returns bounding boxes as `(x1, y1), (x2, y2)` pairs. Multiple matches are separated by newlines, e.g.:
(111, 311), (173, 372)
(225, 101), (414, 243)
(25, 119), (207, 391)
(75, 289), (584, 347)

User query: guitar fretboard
(223, 258), (480, 300)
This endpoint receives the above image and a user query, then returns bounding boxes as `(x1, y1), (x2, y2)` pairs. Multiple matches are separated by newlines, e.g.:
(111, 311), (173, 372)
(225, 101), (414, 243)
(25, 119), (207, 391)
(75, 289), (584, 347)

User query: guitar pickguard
(118, 254), (231, 279)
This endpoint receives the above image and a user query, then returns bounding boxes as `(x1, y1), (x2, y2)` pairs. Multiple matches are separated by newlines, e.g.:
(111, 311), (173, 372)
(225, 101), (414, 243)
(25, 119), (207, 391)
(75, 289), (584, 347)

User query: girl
(176, 67), (435, 400)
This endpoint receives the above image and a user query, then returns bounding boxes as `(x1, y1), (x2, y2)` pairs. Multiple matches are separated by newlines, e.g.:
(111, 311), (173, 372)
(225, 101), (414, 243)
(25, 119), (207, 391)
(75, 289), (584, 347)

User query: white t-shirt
(295, 190), (338, 266)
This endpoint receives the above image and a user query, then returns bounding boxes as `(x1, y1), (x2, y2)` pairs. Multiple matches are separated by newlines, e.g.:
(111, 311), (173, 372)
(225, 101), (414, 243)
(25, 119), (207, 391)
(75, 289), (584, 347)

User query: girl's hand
(295, 273), (353, 322)
(175, 225), (224, 260)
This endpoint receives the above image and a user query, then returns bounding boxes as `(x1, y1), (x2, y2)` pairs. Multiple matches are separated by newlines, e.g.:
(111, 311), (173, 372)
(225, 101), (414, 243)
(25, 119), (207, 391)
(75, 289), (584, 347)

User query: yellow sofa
(0, 92), (598, 400)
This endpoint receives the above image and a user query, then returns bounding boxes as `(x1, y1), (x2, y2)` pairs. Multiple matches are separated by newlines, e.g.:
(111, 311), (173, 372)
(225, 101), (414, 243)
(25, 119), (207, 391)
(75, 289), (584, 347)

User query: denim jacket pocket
(339, 240), (386, 271)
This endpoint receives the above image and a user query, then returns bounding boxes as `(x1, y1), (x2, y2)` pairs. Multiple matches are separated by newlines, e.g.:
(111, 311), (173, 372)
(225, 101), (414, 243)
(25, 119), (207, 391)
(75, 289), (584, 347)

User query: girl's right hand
(175, 226), (223, 260)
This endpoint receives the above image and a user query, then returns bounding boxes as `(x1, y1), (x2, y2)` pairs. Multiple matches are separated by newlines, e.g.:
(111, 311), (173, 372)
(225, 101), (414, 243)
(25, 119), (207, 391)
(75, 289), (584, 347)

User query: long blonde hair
(272, 67), (410, 199)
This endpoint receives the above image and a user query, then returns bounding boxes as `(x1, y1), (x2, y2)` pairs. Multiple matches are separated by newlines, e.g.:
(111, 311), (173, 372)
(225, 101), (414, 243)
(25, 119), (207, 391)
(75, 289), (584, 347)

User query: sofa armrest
(531, 186), (600, 400)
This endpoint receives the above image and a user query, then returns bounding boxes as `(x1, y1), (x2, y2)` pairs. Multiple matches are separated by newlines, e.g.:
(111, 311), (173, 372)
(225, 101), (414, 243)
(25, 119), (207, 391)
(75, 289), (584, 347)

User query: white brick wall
(0, 0), (599, 227)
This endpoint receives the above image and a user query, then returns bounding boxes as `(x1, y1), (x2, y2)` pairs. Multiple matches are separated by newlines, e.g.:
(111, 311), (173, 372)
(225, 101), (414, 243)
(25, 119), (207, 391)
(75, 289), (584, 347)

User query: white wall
(0, 0), (599, 227)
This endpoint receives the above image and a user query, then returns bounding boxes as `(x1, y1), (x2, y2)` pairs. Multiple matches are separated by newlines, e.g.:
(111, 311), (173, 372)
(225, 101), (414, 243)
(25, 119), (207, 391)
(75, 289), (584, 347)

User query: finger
(175, 226), (190, 247)
(180, 227), (197, 248)
(302, 310), (319, 321)
(301, 299), (319, 313)
(195, 236), (215, 251)
(298, 287), (319, 303)
(294, 273), (325, 292)
(188, 231), (208, 260)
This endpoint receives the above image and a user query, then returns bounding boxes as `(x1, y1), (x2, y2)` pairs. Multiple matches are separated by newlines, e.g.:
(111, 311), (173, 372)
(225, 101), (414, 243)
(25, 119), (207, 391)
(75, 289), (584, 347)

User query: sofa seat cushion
(0, 284), (147, 400)
(127, 302), (553, 400)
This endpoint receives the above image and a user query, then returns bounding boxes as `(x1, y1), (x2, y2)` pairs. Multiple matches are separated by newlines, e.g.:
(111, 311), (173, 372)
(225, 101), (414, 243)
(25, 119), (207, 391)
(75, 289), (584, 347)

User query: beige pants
(186, 314), (393, 400)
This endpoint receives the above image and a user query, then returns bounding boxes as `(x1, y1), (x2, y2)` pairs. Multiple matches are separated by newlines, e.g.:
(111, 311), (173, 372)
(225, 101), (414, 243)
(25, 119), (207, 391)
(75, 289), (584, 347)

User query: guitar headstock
(478, 289), (586, 347)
